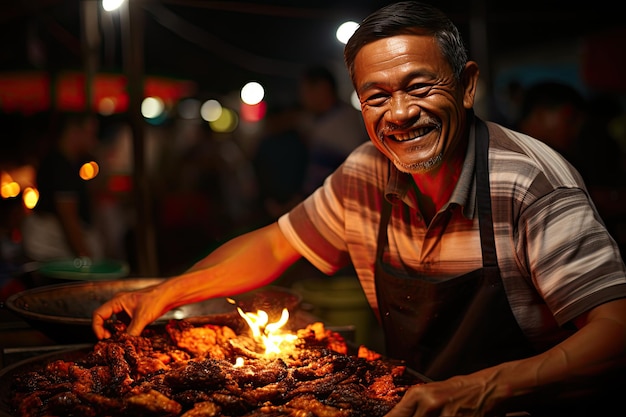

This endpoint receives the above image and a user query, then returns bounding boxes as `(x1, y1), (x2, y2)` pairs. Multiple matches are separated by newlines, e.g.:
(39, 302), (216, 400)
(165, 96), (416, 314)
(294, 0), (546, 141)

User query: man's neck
(411, 138), (467, 221)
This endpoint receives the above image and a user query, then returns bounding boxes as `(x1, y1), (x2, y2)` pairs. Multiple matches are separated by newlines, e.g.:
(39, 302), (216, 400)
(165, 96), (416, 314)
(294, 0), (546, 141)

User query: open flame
(237, 307), (298, 356)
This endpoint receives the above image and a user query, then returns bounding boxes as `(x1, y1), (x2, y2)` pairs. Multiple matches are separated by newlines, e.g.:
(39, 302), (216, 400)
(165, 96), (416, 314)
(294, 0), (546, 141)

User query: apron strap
(474, 117), (498, 268)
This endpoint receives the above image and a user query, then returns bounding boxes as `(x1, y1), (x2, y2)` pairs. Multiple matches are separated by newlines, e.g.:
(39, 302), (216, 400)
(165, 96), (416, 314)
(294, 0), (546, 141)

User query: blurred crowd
(0, 65), (367, 288)
(2, 68), (626, 299)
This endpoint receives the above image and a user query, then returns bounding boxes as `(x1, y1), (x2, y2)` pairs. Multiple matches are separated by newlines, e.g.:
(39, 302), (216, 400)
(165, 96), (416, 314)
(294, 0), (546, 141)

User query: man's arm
(92, 222), (302, 339)
(386, 297), (626, 416)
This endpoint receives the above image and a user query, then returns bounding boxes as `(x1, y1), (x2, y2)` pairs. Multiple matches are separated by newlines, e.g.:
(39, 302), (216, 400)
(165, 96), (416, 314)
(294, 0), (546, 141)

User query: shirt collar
(384, 119), (477, 220)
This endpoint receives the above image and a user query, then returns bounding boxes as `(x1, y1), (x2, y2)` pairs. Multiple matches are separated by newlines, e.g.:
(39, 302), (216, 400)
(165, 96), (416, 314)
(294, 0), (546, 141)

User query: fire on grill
(7, 306), (426, 417)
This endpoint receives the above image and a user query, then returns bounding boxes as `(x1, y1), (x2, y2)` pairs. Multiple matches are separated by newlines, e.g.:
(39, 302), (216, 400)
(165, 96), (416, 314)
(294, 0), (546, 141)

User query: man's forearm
(491, 298), (626, 408)
(158, 222), (301, 312)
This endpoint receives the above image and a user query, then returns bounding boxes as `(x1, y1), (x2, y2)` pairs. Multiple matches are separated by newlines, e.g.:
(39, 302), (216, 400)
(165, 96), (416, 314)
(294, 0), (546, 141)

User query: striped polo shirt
(278, 119), (626, 351)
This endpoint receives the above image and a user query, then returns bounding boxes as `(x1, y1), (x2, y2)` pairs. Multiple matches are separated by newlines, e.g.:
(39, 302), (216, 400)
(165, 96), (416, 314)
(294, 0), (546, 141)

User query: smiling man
(93, 2), (626, 416)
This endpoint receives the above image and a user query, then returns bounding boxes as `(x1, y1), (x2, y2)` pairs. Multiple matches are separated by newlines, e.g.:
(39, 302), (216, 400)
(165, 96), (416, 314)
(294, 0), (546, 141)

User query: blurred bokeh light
(240, 81), (265, 105)
(79, 161), (100, 181)
(102, 0), (126, 12)
(23, 187), (39, 209)
(209, 107), (238, 133)
(336, 21), (359, 44)
(200, 99), (223, 122)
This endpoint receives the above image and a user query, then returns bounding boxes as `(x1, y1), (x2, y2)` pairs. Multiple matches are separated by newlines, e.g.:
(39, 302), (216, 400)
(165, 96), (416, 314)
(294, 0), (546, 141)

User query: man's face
(352, 34), (476, 174)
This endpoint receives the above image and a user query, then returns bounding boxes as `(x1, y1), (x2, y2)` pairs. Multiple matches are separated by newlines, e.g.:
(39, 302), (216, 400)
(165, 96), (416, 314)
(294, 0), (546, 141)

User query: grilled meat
(8, 320), (424, 417)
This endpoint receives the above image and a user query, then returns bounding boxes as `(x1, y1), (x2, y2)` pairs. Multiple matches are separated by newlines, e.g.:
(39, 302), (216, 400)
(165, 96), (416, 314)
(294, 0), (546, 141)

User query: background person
(297, 65), (369, 194)
(21, 111), (104, 262)
(516, 80), (588, 162)
(93, 2), (626, 416)
(251, 105), (309, 223)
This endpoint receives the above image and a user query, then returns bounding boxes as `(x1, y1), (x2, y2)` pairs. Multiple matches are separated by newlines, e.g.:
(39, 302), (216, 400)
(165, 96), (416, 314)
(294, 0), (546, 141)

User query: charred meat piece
(239, 380), (292, 405)
(164, 358), (233, 390)
(45, 391), (97, 417)
(125, 389), (183, 416)
(77, 391), (125, 415)
(180, 400), (222, 417)
(207, 392), (251, 415)
(172, 389), (213, 408)
(327, 383), (396, 417)
(166, 320), (238, 359)
(229, 358), (289, 387)
(286, 394), (351, 417)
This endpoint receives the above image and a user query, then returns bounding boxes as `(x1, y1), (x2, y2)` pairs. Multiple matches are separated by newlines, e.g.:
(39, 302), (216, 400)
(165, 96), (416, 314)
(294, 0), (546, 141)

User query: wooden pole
(80, 0), (99, 112)
(122, 0), (159, 276)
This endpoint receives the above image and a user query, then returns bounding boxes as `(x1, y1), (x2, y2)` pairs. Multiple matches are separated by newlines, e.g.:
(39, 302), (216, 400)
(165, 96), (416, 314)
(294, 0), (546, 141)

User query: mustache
(378, 117), (441, 138)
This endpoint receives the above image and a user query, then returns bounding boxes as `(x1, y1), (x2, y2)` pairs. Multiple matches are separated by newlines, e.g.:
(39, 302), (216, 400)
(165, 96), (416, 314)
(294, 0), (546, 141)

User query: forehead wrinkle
(354, 35), (446, 94)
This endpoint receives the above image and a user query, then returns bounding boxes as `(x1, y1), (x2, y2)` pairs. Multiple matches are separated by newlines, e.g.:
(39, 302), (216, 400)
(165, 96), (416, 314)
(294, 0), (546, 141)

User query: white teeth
(394, 127), (430, 141)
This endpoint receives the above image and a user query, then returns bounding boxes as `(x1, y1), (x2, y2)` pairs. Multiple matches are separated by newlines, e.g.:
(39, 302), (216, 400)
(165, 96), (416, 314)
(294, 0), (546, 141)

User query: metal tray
(5, 279), (301, 344)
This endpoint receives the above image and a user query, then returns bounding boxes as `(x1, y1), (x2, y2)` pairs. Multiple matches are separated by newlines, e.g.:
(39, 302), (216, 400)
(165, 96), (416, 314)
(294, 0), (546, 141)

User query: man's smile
(389, 125), (438, 142)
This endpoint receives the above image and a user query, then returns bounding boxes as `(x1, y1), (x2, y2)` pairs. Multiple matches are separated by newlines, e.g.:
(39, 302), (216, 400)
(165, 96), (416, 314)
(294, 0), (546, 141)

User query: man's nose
(387, 93), (420, 123)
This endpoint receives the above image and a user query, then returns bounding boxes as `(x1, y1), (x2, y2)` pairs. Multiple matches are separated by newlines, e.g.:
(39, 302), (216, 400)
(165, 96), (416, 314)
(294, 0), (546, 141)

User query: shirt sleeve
(518, 185), (626, 325)
(278, 171), (352, 275)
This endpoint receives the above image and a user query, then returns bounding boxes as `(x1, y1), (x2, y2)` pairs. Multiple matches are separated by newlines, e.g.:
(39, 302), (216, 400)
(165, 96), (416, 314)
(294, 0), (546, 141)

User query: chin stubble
(393, 152), (443, 174)
(378, 119), (443, 174)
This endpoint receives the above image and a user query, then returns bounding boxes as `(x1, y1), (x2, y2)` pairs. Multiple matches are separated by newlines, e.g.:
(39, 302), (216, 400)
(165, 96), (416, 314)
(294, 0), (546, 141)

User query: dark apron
(374, 118), (534, 381)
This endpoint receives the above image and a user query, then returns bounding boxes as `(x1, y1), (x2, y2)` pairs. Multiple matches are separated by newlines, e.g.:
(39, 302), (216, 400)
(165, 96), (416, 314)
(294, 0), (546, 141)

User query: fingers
(92, 306), (113, 339)
(385, 386), (423, 417)
(126, 318), (147, 337)
(92, 291), (156, 338)
(91, 297), (131, 339)
(384, 401), (418, 417)
(385, 379), (495, 417)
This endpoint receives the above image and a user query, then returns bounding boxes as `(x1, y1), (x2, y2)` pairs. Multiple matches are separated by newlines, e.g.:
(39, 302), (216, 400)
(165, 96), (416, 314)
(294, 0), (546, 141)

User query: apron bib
(374, 117), (534, 381)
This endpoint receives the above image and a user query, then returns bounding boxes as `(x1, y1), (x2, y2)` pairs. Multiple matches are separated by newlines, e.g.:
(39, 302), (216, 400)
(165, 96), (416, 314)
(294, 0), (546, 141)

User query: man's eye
(408, 84), (430, 95)
(363, 93), (388, 106)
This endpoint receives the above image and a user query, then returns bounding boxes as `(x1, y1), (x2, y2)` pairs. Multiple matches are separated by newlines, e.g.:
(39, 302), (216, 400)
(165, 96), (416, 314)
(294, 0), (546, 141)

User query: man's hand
(92, 284), (164, 339)
(385, 372), (507, 417)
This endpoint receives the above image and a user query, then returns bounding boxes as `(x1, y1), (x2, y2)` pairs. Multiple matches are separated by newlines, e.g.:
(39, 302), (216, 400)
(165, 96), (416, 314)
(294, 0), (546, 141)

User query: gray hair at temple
(343, 1), (468, 85)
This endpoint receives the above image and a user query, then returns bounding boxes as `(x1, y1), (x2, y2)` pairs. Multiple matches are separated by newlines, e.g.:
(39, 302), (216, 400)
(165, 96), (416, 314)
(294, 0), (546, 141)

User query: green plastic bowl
(37, 258), (129, 281)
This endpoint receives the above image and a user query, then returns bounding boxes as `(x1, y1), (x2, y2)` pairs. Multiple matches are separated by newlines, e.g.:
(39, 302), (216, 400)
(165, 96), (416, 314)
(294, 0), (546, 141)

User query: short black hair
(344, 1), (468, 84)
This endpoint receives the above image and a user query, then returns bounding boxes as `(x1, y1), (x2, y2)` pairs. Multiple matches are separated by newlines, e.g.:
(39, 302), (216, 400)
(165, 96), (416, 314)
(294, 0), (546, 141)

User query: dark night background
(1, 0), (625, 277)
(2, 0), (625, 104)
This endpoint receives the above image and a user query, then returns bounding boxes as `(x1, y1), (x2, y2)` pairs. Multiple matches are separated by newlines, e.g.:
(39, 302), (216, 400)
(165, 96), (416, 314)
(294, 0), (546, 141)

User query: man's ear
(461, 61), (480, 109)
